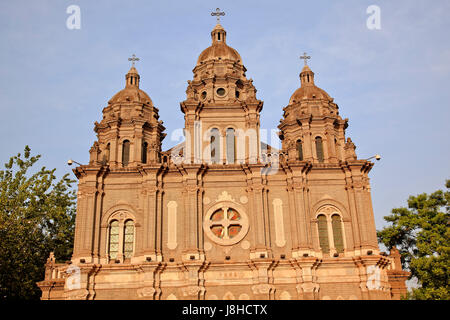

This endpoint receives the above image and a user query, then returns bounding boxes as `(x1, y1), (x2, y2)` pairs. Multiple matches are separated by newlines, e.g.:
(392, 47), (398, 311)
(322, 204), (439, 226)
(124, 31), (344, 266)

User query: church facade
(38, 19), (409, 300)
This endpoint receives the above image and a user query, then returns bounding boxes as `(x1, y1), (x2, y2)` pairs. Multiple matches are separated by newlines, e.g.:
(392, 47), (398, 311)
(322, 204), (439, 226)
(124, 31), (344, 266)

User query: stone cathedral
(38, 15), (409, 300)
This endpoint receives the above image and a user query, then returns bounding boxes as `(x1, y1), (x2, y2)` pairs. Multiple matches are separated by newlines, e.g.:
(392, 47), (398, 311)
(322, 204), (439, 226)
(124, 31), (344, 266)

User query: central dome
(196, 24), (243, 66)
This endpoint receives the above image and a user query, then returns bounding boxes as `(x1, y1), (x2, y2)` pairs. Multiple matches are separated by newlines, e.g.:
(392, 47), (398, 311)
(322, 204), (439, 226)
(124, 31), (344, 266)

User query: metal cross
(211, 8), (225, 24)
(300, 52), (311, 66)
(128, 54), (140, 67)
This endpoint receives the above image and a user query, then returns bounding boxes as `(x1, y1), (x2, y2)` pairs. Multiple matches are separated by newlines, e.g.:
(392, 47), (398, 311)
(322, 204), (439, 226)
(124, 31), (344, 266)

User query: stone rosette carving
(65, 289), (90, 300)
(182, 285), (204, 297)
(251, 284), (274, 295)
(137, 287), (156, 298)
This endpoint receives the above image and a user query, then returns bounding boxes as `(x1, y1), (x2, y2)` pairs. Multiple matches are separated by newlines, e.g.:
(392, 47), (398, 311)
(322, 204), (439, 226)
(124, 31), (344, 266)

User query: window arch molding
(101, 203), (141, 228)
(310, 199), (350, 222)
(101, 203), (141, 263)
(205, 125), (221, 133)
(105, 210), (136, 263)
(312, 204), (348, 256)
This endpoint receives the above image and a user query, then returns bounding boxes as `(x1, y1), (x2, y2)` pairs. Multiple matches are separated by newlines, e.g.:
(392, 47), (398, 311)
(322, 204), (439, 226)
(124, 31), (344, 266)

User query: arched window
(123, 220), (134, 259)
(210, 128), (220, 164)
(296, 139), (303, 161)
(122, 140), (130, 167)
(105, 143), (110, 161)
(226, 128), (236, 164)
(315, 136), (324, 162)
(332, 215), (344, 254)
(141, 141), (148, 164)
(317, 215), (330, 254)
(108, 220), (119, 260)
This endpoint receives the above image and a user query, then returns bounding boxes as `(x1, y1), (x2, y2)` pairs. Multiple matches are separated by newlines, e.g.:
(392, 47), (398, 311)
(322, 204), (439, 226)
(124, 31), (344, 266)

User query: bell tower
(278, 54), (350, 164)
(92, 56), (166, 168)
(179, 17), (263, 165)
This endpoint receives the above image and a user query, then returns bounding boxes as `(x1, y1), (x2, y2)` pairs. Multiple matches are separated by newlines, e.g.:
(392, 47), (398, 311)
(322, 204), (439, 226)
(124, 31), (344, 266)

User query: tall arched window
(296, 139), (303, 161)
(332, 215), (344, 254)
(122, 140), (130, 167)
(317, 215), (330, 254)
(226, 128), (236, 164)
(141, 141), (148, 164)
(105, 143), (110, 161)
(210, 128), (220, 164)
(108, 220), (119, 260)
(123, 220), (135, 259)
(315, 136), (324, 162)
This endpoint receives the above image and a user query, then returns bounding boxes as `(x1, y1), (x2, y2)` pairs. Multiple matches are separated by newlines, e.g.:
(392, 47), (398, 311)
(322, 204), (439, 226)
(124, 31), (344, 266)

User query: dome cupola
(108, 65), (153, 106)
(289, 54), (331, 103)
(196, 23), (243, 66)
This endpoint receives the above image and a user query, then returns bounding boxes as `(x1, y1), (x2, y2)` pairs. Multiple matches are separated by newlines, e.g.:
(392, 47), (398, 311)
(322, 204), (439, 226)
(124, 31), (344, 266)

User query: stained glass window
(227, 208), (240, 221)
(109, 220), (119, 260)
(123, 220), (134, 259)
(317, 215), (329, 253)
(209, 208), (243, 240)
(211, 225), (224, 238)
(228, 225), (242, 238)
(332, 215), (344, 254)
(211, 210), (224, 221)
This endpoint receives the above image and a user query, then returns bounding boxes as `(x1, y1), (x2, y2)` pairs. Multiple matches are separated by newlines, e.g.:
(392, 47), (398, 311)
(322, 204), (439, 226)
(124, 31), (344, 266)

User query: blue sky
(1, 0), (449, 231)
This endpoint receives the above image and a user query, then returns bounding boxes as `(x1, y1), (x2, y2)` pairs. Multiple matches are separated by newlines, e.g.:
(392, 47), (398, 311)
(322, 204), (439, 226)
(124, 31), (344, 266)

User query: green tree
(0, 146), (76, 300)
(377, 180), (450, 300)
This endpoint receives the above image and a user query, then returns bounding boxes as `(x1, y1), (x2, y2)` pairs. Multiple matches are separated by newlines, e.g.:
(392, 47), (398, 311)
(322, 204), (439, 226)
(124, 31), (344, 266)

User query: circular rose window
(203, 205), (249, 246)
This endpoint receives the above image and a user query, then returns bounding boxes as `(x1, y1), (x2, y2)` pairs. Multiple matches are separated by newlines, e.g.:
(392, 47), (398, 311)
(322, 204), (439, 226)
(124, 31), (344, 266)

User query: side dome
(109, 87), (153, 105)
(289, 64), (331, 104)
(108, 67), (154, 105)
(196, 23), (243, 66)
(289, 86), (330, 103)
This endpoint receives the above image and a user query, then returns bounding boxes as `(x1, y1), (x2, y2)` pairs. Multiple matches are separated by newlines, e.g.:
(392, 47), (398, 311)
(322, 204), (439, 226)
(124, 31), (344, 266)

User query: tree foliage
(377, 180), (450, 300)
(0, 146), (76, 300)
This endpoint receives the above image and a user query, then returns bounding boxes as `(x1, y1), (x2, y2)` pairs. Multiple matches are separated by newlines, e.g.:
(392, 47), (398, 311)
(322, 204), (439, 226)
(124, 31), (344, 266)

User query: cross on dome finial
(211, 8), (225, 24)
(128, 54), (140, 68)
(300, 52), (311, 66)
